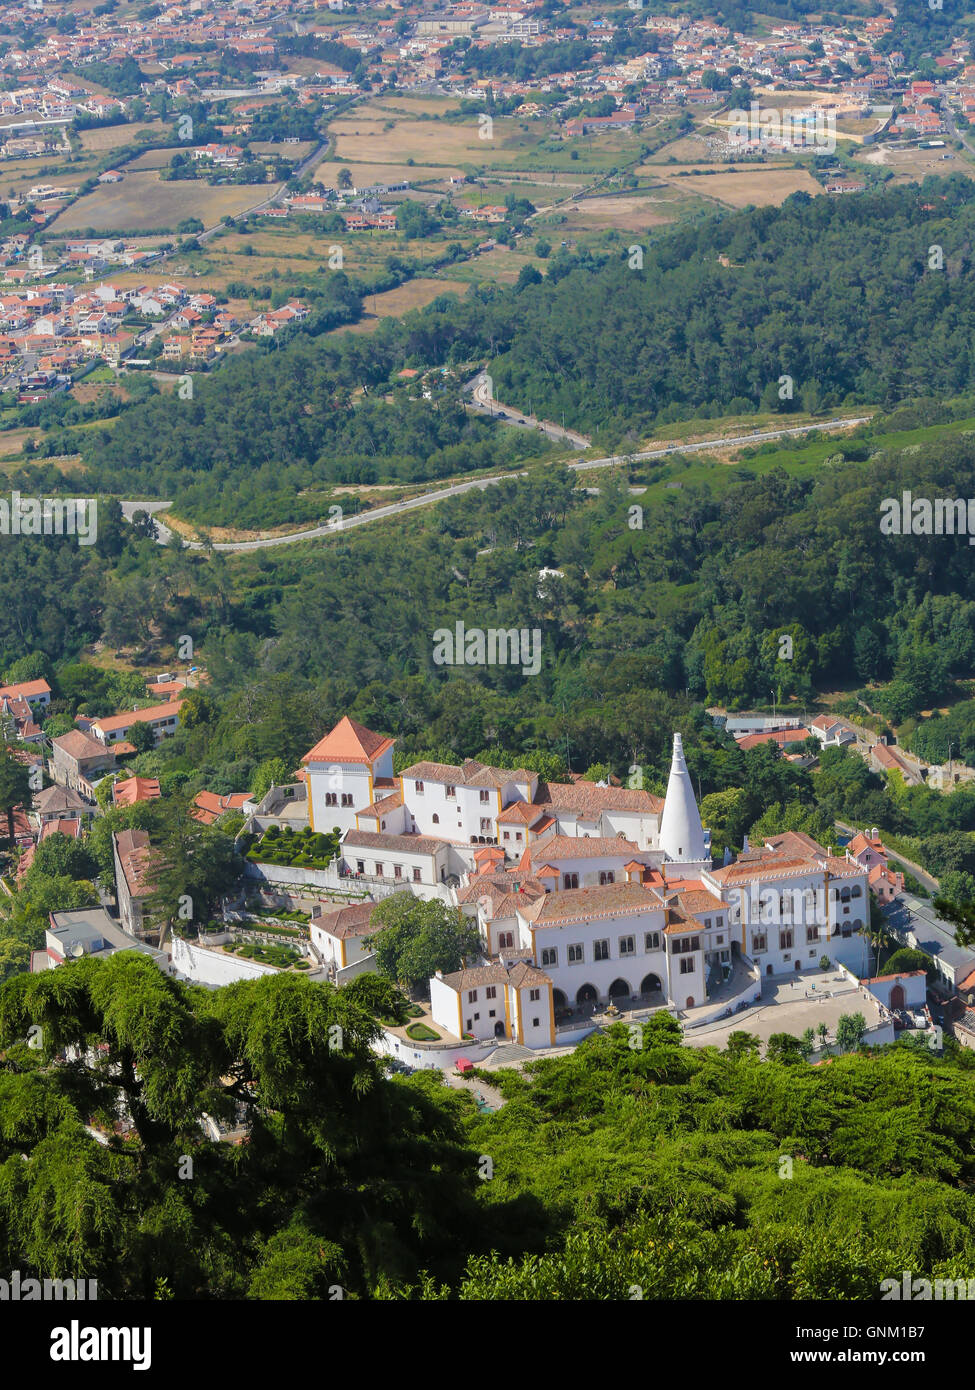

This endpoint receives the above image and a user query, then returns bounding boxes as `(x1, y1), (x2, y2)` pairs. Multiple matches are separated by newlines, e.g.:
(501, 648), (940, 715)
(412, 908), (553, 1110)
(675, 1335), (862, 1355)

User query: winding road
(121, 411), (871, 553)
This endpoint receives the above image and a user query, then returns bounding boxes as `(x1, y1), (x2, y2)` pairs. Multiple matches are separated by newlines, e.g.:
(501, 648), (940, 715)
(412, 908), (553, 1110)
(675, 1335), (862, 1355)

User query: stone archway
(640, 973), (662, 997)
(608, 978), (630, 1000)
(576, 983), (598, 1005)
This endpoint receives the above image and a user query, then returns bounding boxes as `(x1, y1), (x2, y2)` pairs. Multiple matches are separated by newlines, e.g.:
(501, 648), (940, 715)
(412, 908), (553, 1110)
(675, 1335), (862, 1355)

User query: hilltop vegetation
(3, 968), (975, 1300)
(55, 175), (975, 529)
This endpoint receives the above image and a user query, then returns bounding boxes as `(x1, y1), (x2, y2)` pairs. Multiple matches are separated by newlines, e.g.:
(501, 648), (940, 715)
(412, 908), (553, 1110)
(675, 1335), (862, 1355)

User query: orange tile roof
(93, 699), (184, 734)
(303, 716), (394, 766)
(112, 775), (160, 807)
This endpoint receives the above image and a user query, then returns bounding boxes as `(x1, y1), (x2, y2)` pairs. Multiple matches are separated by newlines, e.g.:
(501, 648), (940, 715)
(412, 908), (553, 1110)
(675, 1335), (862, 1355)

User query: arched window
(432, 814), (439, 824)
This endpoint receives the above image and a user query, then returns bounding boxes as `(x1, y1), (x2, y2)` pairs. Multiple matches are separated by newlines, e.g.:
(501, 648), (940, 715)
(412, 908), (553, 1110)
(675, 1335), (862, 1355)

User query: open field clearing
(126, 147), (182, 170)
(314, 159), (464, 185)
(329, 276), (469, 332)
(78, 121), (162, 152)
(2, 155), (99, 196)
(643, 164), (822, 206)
(357, 97), (464, 118)
(0, 428), (42, 456)
(248, 140), (316, 159)
(327, 112), (646, 174)
(49, 169), (274, 232)
(556, 192), (683, 229)
(642, 131), (724, 162)
(856, 142), (973, 181)
(328, 116), (504, 164)
(447, 245), (538, 285)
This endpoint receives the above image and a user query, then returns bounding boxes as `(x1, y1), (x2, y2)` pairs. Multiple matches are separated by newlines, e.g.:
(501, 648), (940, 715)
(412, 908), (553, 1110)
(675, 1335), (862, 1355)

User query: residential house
(113, 828), (156, 939)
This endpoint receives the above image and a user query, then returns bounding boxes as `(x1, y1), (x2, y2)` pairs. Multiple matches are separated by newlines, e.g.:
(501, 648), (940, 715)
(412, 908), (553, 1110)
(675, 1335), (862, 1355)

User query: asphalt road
(121, 412), (872, 553)
(468, 372), (591, 448)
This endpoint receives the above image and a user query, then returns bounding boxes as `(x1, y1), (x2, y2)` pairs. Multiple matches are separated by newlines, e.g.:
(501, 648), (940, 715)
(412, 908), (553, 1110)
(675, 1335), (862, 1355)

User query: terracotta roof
(358, 791), (403, 817)
(0, 678), (49, 700)
(93, 699), (184, 734)
(343, 829), (448, 855)
(191, 790), (249, 823)
(303, 716), (394, 766)
(736, 727), (808, 751)
(523, 881), (662, 927)
(506, 960), (551, 990)
(440, 963), (510, 990)
(38, 817), (81, 841)
(311, 900), (380, 940)
(764, 831), (830, 858)
(113, 775), (160, 807)
(52, 729), (112, 761)
(34, 784), (90, 814)
(847, 831), (883, 857)
(455, 873), (547, 908)
(672, 887), (725, 915)
(534, 779), (664, 815)
(496, 800), (544, 824)
(526, 833), (641, 861)
(114, 828), (155, 898)
(864, 970), (926, 984)
(400, 757), (528, 789)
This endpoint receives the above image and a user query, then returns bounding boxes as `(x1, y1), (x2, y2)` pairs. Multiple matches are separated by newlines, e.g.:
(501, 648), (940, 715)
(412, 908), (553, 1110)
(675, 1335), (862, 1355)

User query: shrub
(406, 1022), (440, 1042)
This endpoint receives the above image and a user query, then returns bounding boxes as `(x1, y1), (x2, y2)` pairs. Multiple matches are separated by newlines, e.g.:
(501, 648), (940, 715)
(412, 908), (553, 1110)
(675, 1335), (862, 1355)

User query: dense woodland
(2, 970), (975, 1300)
(58, 176), (975, 529)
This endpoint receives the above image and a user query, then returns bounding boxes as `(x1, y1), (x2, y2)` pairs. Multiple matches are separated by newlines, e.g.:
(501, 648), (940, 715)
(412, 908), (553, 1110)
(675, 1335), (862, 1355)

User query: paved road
(945, 112), (975, 158)
(196, 144), (326, 245)
(122, 412), (873, 553)
(468, 371), (591, 448)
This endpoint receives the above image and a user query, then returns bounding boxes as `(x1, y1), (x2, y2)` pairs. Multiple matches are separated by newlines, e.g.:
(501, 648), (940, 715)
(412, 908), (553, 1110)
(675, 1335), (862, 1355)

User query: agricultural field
(77, 121), (163, 152)
(444, 243), (541, 286)
(48, 169), (274, 232)
(126, 147), (182, 171)
(321, 102), (651, 178)
(551, 191), (686, 231)
(329, 276), (470, 333)
(315, 159), (465, 187)
(646, 163), (823, 208)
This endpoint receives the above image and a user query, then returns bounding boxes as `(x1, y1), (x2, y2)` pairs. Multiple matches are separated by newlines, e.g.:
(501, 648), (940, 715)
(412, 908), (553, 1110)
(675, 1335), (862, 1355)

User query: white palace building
(301, 719), (871, 1048)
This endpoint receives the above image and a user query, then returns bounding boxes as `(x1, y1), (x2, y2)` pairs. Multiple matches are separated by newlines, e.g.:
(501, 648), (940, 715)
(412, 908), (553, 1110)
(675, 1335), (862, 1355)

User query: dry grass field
(558, 193), (683, 229)
(330, 276), (469, 332)
(248, 140), (315, 159)
(49, 169), (274, 232)
(126, 147), (181, 171)
(314, 158), (464, 186)
(77, 122), (162, 152)
(639, 163), (822, 207)
(358, 97), (463, 118)
(328, 117), (503, 165)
